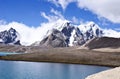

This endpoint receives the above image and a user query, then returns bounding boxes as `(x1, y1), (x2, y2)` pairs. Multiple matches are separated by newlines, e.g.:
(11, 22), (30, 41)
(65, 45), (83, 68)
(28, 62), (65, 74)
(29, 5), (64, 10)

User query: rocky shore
(86, 67), (120, 79)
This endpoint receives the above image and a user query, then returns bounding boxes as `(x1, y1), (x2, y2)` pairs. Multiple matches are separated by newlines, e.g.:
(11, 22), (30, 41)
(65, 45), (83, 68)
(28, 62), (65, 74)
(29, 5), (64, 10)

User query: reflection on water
(0, 60), (111, 79)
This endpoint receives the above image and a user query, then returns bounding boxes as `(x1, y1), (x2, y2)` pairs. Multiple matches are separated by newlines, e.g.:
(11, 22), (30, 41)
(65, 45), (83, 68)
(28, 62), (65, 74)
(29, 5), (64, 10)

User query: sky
(0, 0), (120, 30)
(0, 0), (120, 45)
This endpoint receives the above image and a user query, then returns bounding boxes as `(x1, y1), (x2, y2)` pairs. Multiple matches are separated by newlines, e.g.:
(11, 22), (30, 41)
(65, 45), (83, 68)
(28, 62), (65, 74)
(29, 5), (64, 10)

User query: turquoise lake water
(0, 60), (111, 79)
(0, 52), (21, 56)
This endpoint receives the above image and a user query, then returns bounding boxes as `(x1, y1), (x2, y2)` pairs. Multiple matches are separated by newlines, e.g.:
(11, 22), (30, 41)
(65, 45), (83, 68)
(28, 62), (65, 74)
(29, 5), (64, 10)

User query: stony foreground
(86, 67), (120, 79)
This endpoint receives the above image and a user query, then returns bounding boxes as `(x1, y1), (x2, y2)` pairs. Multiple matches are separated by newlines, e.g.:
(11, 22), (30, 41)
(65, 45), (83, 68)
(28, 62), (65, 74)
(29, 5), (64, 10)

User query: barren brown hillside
(85, 37), (120, 49)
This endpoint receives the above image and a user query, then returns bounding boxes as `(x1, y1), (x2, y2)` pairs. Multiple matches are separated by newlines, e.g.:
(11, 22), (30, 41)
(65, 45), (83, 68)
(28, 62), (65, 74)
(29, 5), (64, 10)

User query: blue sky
(0, 0), (120, 31)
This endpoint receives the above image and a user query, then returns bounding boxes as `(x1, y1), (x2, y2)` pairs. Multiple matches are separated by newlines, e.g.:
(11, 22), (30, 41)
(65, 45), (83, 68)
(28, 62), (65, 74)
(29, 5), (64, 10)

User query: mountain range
(0, 21), (120, 47)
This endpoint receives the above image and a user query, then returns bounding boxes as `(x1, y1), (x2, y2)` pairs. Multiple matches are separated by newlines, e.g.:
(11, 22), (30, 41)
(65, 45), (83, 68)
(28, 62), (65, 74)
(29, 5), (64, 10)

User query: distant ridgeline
(0, 28), (21, 45)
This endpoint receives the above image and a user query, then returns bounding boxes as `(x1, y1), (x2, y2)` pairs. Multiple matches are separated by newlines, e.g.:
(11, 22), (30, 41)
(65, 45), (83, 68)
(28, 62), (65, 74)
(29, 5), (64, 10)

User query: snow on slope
(69, 29), (76, 46)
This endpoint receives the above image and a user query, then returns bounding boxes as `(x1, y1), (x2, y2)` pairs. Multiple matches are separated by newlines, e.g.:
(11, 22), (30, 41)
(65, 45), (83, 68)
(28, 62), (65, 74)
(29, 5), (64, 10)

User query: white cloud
(97, 17), (109, 26)
(103, 29), (120, 38)
(41, 8), (64, 22)
(48, 0), (120, 23)
(50, 8), (64, 19)
(41, 12), (52, 22)
(77, 0), (120, 23)
(0, 20), (7, 25)
(48, 0), (76, 10)
(72, 16), (79, 24)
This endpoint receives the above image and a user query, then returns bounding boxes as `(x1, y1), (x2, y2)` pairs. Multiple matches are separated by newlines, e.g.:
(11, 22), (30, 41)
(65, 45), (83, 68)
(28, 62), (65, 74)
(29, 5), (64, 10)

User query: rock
(86, 67), (120, 79)
(40, 29), (68, 47)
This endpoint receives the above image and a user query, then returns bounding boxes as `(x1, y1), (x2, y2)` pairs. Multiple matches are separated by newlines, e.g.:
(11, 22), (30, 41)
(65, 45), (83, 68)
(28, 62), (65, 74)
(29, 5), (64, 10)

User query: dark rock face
(0, 28), (21, 45)
(40, 29), (67, 47)
(62, 25), (74, 37)
(61, 26), (74, 44)
(84, 26), (103, 41)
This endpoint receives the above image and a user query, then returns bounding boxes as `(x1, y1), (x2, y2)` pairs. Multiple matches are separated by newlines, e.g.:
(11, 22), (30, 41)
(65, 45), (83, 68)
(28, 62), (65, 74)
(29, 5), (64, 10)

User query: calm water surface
(0, 60), (111, 79)
(0, 52), (21, 56)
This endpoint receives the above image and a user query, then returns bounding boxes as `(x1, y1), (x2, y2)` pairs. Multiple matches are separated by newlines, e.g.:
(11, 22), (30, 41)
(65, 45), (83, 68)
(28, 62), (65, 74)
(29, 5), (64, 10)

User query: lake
(0, 52), (22, 56)
(0, 60), (111, 79)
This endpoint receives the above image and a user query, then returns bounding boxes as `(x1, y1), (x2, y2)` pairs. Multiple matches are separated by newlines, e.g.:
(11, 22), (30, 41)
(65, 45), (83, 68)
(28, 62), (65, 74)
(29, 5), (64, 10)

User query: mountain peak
(87, 21), (96, 27)
(0, 28), (21, 45)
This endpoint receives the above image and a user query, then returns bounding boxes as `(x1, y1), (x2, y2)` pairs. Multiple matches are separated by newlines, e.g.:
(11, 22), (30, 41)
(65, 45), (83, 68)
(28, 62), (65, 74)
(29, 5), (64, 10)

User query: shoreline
(0, 58), (116, 68)
(0, 47), (120, 67)
(86, 67), (120, 79)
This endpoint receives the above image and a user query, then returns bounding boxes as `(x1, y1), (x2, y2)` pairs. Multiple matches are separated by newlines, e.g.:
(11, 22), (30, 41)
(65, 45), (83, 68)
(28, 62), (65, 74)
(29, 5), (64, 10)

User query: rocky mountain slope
(0, 28), (21, 45)
(39, 29), (67, 47)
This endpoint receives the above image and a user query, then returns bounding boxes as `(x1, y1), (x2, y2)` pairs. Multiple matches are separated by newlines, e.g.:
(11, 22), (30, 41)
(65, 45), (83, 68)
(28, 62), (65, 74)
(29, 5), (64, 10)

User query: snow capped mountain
(0, 28), (21, 45)
(33, 21), (103, 47)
